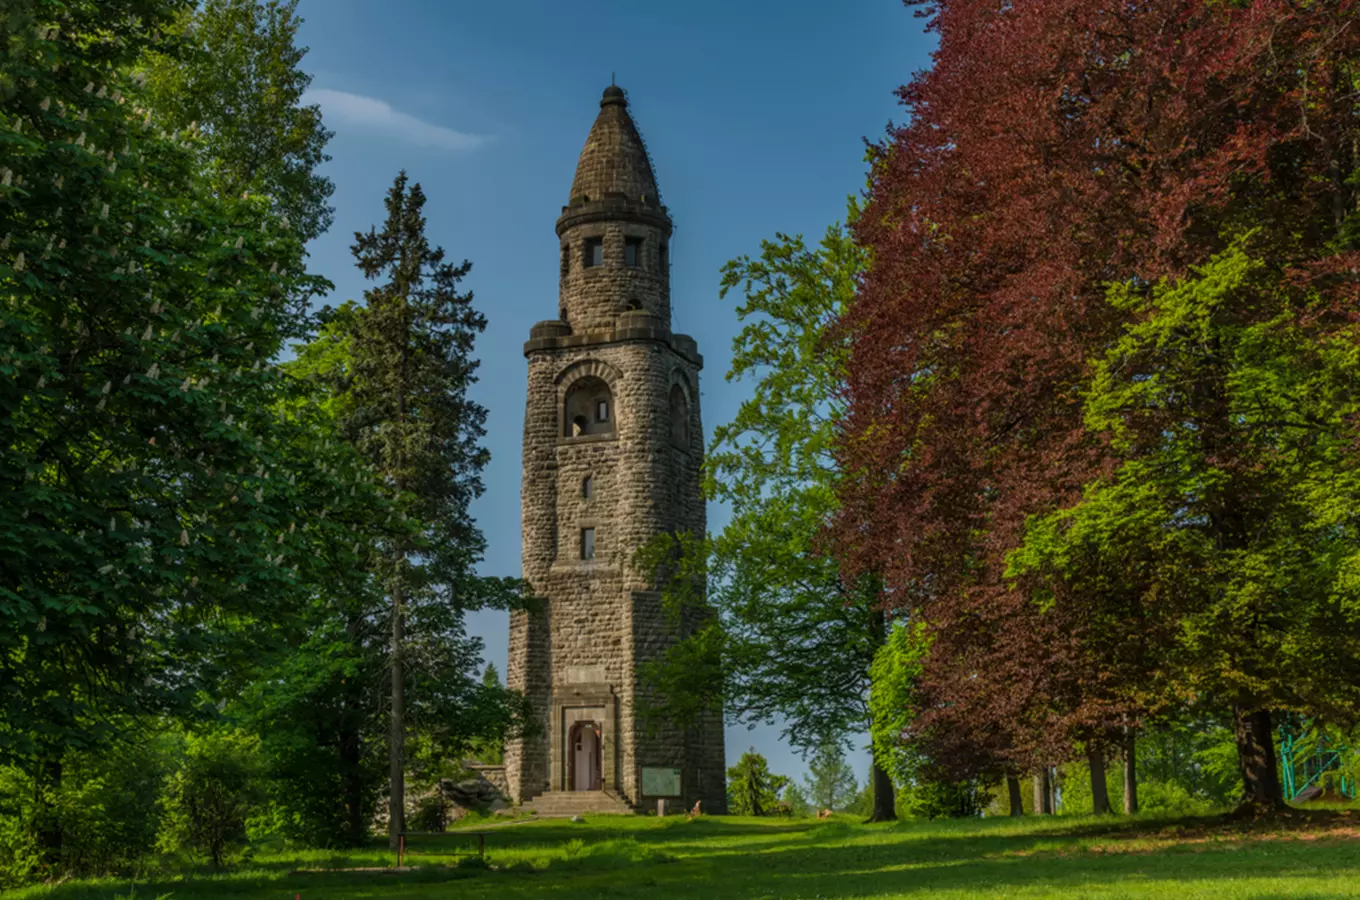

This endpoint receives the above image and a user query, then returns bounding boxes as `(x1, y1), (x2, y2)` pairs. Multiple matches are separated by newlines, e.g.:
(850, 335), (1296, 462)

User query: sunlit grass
(10, 806), (1360, 899)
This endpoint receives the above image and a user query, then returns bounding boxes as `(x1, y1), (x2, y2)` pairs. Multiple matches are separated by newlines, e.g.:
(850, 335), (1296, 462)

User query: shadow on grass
(17, 810), (1360, 900)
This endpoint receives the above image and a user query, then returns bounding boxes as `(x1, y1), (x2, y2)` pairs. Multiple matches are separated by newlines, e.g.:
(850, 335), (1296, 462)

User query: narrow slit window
(659, 243), (668, 274)
(596, 400), (609, 423)
(581, 527), (596, 560)
(624, 237), (642, 268)
(584, 237), (603, 268)
(582, 475), (593, 499)
(560, 244), (570, 277)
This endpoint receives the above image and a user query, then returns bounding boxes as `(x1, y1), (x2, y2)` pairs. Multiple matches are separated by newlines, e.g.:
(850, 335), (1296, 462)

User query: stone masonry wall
(505, 86), (725, 810)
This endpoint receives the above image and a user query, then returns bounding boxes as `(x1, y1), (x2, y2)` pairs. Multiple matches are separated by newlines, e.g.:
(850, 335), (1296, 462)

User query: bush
(1136, 780), (1219, 815)
(158, 730), (262, 868)
(0, 767), (42, 889)
(900, 779), (989, 819)
(410, 791), (451, 832)
(0, 733), (179, 887)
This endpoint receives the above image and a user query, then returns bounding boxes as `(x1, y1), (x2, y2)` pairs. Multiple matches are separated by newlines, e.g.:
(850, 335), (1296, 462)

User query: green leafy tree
(143, 0), (334, 242)
(783, 781), (812, 817)
(1012, 236), (1360, 811)
(471, 664), (506, 765)
(158, 730), (261, 868)
(0, 0), (383, 867)
(726, 749), (787, 817)
(0, 728), (177, 886)
(640, 214), (898, 821)
(803, 738), (858, 812)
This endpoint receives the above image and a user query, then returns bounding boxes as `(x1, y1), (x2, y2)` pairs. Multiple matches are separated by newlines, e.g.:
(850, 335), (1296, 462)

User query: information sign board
(641, 766), (682, 797)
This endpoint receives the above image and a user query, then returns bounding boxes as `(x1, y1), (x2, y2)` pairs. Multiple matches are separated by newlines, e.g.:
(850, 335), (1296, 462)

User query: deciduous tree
(640, 219), (898, 821)
(0, 0), (377, 865)
(143, 0), (334, 242)
(839, 0), (1360, 814)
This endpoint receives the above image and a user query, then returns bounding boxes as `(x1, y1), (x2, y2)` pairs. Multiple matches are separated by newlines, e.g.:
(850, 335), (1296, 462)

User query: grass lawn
(10, 808), (1360, 900)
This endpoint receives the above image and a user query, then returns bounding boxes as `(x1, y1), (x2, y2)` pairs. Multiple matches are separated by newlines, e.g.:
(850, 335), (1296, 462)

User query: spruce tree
(726, 749), (787, 817)
(343, 171), (496, 847)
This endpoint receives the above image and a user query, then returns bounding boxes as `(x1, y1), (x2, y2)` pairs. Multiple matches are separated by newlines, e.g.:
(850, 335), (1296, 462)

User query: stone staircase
(524, 790), (634, 817)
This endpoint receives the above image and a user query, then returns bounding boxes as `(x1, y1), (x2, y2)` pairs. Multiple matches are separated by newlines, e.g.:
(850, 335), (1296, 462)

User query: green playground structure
(1278, 717), (1356, 802)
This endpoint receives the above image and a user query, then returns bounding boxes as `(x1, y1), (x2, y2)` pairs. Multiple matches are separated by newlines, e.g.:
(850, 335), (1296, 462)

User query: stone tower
(505, 85), (726, 814)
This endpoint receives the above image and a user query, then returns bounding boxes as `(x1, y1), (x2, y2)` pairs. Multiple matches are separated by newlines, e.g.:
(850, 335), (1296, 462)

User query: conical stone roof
(568, 86), (660, 206)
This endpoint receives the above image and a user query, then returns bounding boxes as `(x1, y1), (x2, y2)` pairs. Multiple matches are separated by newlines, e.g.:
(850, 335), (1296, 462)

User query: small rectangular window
(624, 237), (642, 268)
(585, 237), (603, 268)
(596, 400), (609, 422)
(561, 244), (570, 277)
(581, 527), (596, 560)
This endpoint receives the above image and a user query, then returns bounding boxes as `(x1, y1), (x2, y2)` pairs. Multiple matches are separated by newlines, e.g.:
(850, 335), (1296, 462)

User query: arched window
(564, 376), (615, 438)
(669, 383), (689, 448)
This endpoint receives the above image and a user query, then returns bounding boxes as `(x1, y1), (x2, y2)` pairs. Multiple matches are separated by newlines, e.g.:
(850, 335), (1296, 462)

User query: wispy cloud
(304, 88), (489, 152)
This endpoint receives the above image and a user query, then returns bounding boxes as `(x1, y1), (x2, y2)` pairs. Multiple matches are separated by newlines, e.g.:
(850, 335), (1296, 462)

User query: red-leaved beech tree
(839, 0), (1360, 812)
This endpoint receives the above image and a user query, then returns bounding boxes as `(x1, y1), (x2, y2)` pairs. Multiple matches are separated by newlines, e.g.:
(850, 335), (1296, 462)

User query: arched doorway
(568, 721), (602, 791)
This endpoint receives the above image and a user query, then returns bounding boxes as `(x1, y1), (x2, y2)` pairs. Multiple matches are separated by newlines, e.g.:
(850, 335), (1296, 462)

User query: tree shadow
(23, 811), (1360, 900)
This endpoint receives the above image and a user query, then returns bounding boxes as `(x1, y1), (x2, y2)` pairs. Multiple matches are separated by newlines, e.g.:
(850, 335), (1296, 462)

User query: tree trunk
(1234, 704), (1284, 813)
(1006, 775), (1024, 816)
(1088, 748), (1110, 815)
(864, 606), (896, 823)
(340, 720), (365, 845)
(389, 309), (411, 851)
(866, 753), (897, 822)
(341, 612), (366, 846)
(35, 756), (62, 870)
(1033, 768), (1053, 815)
(388, 572), (406, 849)
(1122, 728), (1138, 815)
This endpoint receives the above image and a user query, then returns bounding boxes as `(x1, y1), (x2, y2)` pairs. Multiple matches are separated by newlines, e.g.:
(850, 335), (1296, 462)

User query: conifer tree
(803, 739), (858, 813)
(726, 749), (787, 817)
(343, 171), (501, 847)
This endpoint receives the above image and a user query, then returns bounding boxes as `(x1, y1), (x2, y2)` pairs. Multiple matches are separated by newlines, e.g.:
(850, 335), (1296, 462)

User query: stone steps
(524, 790), (635, 817)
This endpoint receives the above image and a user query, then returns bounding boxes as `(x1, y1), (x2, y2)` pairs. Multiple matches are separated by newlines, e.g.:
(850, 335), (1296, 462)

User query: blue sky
(293, 0), (935, 786)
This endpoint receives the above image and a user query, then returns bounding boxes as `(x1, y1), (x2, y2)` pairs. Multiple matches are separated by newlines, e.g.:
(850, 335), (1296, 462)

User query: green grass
(9, 808), (1360, 899)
